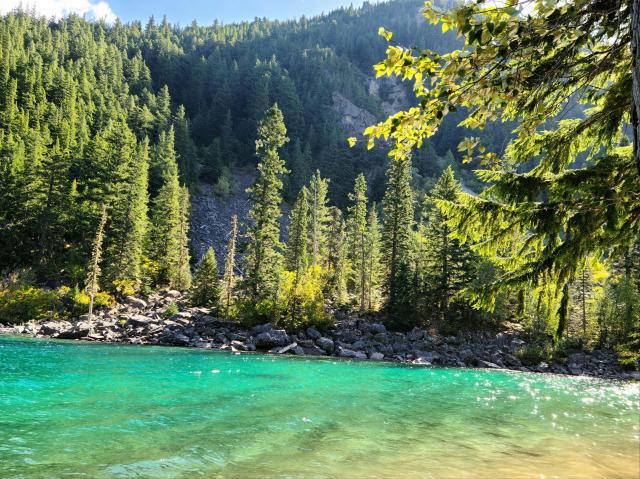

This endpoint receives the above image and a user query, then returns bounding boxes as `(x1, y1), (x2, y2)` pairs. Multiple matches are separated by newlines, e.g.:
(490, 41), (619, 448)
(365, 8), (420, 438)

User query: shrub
(163, 301), (179, 318)
(515, 343), (551, 366)
(59, 286), (115, 316)
(596, 276), (640, 347)
(0, 287), (60, 324)
(276, 266), (333, 331)
(112, 279), (137, 298)
(615, 330), (640, 370)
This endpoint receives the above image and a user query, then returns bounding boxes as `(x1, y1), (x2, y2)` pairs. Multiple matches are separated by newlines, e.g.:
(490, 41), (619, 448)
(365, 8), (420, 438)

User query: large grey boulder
(125, 296), (147, 309)
(255, 329), (291, 349)
(306, 327), (321, 340)
(302, 345), (326, 356)
(252, 323), (273, 334)
(40, 321), (73, 336)
(126, 315), (155, 327)
(316, 337), (335, 354)
(370, 323), (386, 335)
(407, 327), (426, 341)
(338, 347), (367, 359)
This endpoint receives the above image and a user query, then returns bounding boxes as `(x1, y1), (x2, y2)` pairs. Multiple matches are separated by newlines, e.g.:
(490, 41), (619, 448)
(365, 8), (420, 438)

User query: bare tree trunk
(88, 204), (108, 320)
(632, 0), (640, 177)
(224, 215), (238, 318)
(360, 232), (366, 312)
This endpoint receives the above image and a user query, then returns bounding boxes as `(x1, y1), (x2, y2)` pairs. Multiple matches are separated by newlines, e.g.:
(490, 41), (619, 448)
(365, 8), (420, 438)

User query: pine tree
(286, 139), (310, 201)
(223, 215), (238, 317)
(327, 206), (348, 305)
(382, 156), (414, 326)
(175, 186), (192, 290)
(191, 247), (221, 310)
(243, 104), (289, 304)
(286, 186), (310, 277)
(86, 204), (107, 319)
(104, 137), (149, 287)
(347, 174), (368, 312)
(149, 127), (177, 195)
(421, 166), (476, 322)
(307, 169), (331, 267)
(173, 105), (198, 186)
(365, 205), (383, 311)
(149, 141), (191, 290)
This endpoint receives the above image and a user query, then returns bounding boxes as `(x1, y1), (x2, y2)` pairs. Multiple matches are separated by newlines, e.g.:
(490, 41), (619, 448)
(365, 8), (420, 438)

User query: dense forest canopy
(0, 0), (490, 276)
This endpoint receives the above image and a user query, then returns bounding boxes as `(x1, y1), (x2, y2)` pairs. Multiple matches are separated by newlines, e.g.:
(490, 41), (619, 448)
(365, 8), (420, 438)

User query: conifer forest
(0, 0), (639, 367)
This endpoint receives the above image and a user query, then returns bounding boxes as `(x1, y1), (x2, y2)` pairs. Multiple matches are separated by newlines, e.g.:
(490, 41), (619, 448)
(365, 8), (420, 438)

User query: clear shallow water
(0, 336), (638, 479)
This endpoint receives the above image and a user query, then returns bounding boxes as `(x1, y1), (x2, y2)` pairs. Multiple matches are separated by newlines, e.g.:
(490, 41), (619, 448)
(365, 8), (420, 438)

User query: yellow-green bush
(238, 267), (334, 331)
(276, 266), (333, 331)
(112, 279), (137, 297)
(0, 287), (61, 324)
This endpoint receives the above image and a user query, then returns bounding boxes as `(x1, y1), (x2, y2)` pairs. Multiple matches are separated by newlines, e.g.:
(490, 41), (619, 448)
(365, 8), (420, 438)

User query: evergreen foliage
(86, 204), (107, 319)
(365, 205), (383, 311)
(382, 156), (415, 327)
(286, 186), (310, 277)
(149, 137), (191, 290)
(243, 104), (289, 309)
(191, 247), (221, 310)
(307, 170), (331, 267)
(347, 174), (368, 311)
(420, 167), (476, 322)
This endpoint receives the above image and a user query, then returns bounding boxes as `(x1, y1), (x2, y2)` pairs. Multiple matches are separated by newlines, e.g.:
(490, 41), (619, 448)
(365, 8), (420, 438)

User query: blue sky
(109, 0), (374, 24)
(1, 1), (378, 25)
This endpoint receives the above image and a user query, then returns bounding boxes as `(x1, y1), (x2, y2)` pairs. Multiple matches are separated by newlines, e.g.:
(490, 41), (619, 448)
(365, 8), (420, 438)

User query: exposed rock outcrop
(332, 92), (377, 137)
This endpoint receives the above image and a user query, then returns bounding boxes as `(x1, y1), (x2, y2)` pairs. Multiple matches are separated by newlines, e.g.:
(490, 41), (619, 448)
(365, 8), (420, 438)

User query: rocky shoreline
(2, 291), (638, 381)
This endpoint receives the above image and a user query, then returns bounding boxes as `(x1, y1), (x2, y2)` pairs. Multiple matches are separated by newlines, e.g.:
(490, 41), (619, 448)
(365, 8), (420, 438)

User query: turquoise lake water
(0, 335), (638, 479)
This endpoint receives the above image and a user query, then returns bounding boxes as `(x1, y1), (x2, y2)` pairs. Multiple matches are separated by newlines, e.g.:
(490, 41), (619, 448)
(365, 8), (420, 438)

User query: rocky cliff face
(332, 76), (409, 138)
(189, 172), (254, 270)
(368, 76), (409, 116)
(189, 170), (289, 270)
(331, 91), (378, 137)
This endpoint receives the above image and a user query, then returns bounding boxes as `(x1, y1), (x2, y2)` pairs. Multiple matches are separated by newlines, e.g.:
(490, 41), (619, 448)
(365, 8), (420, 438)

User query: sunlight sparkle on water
(0, 336), (638, 479)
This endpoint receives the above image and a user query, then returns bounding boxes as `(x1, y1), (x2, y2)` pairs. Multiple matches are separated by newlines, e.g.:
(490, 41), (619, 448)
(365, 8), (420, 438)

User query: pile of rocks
(1, 291), (637, 380)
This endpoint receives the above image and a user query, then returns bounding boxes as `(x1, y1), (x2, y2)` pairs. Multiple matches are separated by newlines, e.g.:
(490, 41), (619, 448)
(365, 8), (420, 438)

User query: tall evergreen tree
(365, 204), (383, 311)
(243, 104), (289, 304)
(173, 105), (198, 186)
(326, 206), (348, 305)
(149, 127), (177, 195)
(421, 166), (476, 322)
(347, 174), (368, 311)
(286, 186), (310, 277)
(104, 137), (149, 287)
(175, 186), (192, 290)
(307, 169), (331, 267)
(149, 140), (191, 290)
(382, 156), (414, 326)
(86, 204), (107, 319)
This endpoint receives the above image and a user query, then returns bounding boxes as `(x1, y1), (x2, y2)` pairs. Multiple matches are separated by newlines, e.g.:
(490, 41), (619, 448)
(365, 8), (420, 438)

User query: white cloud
(0, 0), (118, 23)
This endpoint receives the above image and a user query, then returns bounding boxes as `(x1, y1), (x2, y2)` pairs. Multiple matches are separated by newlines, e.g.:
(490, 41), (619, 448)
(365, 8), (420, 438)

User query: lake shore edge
(2, 291), (638, 381)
